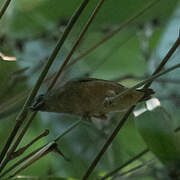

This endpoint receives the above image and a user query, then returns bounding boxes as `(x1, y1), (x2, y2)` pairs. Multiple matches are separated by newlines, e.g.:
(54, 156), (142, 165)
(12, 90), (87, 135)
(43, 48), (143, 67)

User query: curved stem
(82, 32), (180, 180)
(67, 0), (160, 68)
(47, 0), (105, 91)
(0, 0), (89, 170)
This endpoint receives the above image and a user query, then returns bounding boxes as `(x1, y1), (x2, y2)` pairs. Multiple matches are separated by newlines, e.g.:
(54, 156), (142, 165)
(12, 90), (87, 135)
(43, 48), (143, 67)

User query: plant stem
(112, 160), (153, 179)
(0, 0), (103, 172)
(108, 32), (180, 107)
(0, 112), (38, 171)
(0, 145), (44, 179)
(82, 32), (180, 180)
(0, 0), (11, 20)
(86, 34), (134, 76)
(113, 74), (180, 84)
(100, 148), (149, 180)
(106, 63), (180, 107)
(48, 0), (105, 91)
(67, 0), (160, 68)
(101, 108), (180, 180)
(0, 0), (89, 170)
(6, 143), (55, 179)
(82, 106), (135, 180)
(55, 119), (82, 142)
(0, 119), (82, 179)
(11, 129), (49, 159)
(144, 30), (180, 88)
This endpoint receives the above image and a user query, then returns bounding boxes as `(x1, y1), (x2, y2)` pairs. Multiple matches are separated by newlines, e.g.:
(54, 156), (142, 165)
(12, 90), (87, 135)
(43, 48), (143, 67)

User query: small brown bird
(30, 78), (154, 120)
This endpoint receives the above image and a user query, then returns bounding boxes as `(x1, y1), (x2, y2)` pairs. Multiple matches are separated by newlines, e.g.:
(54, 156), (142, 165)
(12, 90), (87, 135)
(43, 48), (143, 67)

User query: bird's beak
(29, 101), (44, 111)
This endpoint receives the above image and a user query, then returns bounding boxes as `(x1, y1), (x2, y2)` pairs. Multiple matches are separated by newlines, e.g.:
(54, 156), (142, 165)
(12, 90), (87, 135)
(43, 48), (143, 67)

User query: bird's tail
(137, 88), (155, 102)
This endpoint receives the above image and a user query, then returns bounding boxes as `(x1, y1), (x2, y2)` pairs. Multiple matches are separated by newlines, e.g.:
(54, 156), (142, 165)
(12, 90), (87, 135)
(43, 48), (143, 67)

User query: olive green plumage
(31, 78), (154, 119)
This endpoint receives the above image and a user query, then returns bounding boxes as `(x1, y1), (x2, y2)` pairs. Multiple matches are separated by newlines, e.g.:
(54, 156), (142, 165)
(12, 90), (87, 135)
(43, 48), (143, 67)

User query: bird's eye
(36, 94), (44, 102)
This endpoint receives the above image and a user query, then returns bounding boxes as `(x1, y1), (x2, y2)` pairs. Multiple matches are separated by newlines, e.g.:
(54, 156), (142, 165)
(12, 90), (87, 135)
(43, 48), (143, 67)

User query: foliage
(0, 0), (180, 180)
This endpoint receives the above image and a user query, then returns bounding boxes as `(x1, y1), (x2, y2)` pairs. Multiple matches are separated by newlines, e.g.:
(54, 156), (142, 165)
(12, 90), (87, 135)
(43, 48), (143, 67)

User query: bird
(30, 78), (154, 120)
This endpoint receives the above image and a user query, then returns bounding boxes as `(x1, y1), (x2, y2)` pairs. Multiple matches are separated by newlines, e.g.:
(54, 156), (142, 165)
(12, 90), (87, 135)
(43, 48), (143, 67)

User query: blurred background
(0, 0), (180, 179)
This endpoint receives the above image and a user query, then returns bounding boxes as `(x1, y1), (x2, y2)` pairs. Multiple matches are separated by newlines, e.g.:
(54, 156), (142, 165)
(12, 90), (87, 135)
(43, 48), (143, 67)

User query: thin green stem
(67, 0), (160, 68)
(0, 119), (82, 179)
(100, 148), (149, 180)
(0, 0), (11, 20)
(107, 63), (180, 106)
(82, 106), (135, 180)
(0, 145), (44, 179)
(55, 119), (82, 142)
(108, 31), (180, 106)
(82, 32), (180, 179)
(0, 0), (89, 170)
(144, 30), (180, 89)
(100, 119), (180, 180)
(48, 0), (105, 91)
(112, 161), (153, 179)
(6, 143), (54, 179)
(87, 34), (134, 76)
(11, 129), (49, 159)
(0, 0), (102, 172)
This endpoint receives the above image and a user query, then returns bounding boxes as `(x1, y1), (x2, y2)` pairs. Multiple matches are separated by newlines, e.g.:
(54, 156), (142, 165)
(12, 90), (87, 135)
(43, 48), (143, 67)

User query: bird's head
(30, 94), (45, 111)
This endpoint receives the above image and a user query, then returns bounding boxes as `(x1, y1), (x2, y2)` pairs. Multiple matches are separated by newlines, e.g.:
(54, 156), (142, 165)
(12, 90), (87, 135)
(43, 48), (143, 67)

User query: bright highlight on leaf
(146, 98), (161, 110)
(134, 107), (147, 117)
(134, 98), (161, 117)
(0, 52), (16, 61)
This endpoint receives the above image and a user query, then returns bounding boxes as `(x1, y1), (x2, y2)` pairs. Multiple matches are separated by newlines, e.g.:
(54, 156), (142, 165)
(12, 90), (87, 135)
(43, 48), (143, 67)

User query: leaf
(135, 106), (180, 172)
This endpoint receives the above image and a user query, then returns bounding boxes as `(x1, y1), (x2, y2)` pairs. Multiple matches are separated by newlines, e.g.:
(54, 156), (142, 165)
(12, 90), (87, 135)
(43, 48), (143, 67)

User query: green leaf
(135, 106), (180, 172)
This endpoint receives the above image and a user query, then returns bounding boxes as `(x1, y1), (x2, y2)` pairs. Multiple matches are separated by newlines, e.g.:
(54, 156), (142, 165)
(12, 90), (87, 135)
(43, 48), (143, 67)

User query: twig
(82, 32), (180, 179)
(105, 63), (180, 108)
(0, 119), (82, 179)
(112, 160), (154, 179)
(100, 121), (180, 180)
(53, 144), (70, 162)
(1, 0), (104, 170)
(0, 0), (11, 20)
(114, 74), (180, 84)
(67, 0), (160, 68)
(86, 34), (134, 76)
(0, 112), (38, 172)
(0, 0), (89, 170)
(144, 30), (180, 89)
(0, 145), (44, 179)
(100, 148), (149, 180)
(10, 129), (49, 160)
(44, 34), (133, 85)
(1, 0), (105, 173)
(6, 143), (56, 179)
(10, 113), (38, 157)
(47, 0), (106, 91)
(107, 32), (180, 106)
(82, 106), (135, 180)
(55, 119), (82, 142)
